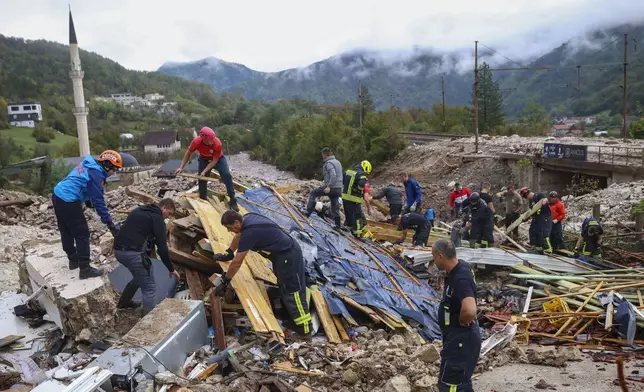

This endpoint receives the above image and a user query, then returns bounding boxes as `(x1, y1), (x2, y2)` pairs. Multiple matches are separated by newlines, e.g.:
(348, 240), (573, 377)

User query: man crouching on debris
(432, 239), (481, 392)
(214, 211), (312, 336)
(114, 198), (180, 314)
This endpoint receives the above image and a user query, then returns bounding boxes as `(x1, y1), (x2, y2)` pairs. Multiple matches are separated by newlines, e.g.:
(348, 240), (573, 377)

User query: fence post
(593, 204), (601, 220)
(636, 212), (644, 242)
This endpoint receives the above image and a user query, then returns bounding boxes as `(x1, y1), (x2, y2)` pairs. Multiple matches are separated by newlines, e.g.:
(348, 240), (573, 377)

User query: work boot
(79, 266), (104, 279)
(117, 282), (139, 309)
(67, 254), (79, 270)
(228, 197), (239, 212)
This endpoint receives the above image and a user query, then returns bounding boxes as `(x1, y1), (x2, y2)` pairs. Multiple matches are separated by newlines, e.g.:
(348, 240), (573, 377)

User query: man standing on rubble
(114, 198), (180, 314)
(393, 212), (432, 246)
(52, 150), (122, 279)
(548, 191), (566, 251)
(372, 183), (403, 222)
(432, 239), (480, 392)
(304, 148), (342, 227)
(401, 173), (422, 213)
(575, 217), (604, 259)
(462, 192), (494, 248)
(496, 184), (523, 240)
(175, 127), (238, 211)
(213, 211), (311, 337)
(520, 187), (553, 254)
(341, 160), (372, 237)
(449, 182), (471, 218)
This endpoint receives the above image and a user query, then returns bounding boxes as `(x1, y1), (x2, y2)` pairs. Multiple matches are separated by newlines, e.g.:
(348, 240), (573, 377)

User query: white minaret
(69, 8), (90, 156)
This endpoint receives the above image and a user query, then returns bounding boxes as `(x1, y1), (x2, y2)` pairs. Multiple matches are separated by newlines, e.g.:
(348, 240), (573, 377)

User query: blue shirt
(53, 155), (112, 224)
(237, 214), (294, 254)
(403, 178), (422, 208)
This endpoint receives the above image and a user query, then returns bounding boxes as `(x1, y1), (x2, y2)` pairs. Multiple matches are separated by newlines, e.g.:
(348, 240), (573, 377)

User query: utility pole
(576, 65), (581, 91)
(441, 75), (446, 133)
(357, 79), (363, 128)
(623, 33), (629, 139)
(474, 41), (479, 153)
(389, 94), (394, 110)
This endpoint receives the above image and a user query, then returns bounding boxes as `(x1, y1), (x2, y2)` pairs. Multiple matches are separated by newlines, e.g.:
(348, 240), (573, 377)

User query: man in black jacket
(114, 199), (179, 314)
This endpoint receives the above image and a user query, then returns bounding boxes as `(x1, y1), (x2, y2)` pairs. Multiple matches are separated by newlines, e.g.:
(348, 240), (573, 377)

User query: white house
(142, 130), (181, 154)
(7, 102), (43, 128)
(144, 93), (165, 101)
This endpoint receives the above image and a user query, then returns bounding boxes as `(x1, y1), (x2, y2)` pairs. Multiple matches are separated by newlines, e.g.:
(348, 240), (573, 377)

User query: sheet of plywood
(311, 290), (341, 344)
(188, 198), (283, 339)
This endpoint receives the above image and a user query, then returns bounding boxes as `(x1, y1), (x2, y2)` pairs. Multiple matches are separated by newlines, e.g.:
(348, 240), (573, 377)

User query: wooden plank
(209, 293), (227, 350)
(125, 186), (160, 204)
(256, 280), (271, 306)
(0, 199), (33, 208)
(338, 294), (387, 325)
(332, 316), (350, 342)
(168, 247), (221, 275)
(263, 183), (306, 230)
(494, 225), (527, 252)
(638, 290), (643, 307)
(274, 185), (302, 193)
(506, 198), (545, 234)
(185, 269), (206, 300)
(178, 172), (249, 192)
(311, 290), (341, 344)
(554, 281), (604, 336)
(0, 335), (25, 348)
(369, 199), (391, 216)
(271, 362), (324, 376)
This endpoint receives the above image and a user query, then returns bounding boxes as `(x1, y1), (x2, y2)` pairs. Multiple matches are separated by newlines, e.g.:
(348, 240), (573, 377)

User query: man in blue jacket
(52, 150), (122, 279)
(401, 174), (422, 214)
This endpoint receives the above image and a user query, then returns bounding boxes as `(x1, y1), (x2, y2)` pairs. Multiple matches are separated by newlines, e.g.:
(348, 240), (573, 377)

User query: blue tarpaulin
(238, 187), (441, 341)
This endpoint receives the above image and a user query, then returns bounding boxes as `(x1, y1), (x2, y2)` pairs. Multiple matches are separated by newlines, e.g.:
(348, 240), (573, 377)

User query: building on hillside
(142, 130), (181, 154)
(144, 93), (165, 101)
(111, 93), (143, 105)
(556, 116), (597, 126)
(7, 102), (43, 128)
(551, 124), (571, 137)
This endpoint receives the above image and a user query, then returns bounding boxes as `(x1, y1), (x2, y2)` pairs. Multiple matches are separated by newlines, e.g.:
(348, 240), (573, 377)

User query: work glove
(213, 248), (234, 262)
(410, 202), (417, 212)
(85, 200), (94, 209)
(213, 274), (231, 297)
(107, 221), (120, 237)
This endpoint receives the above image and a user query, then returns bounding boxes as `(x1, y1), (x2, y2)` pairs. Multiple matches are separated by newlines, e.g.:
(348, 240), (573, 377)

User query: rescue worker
(449, 183), (472, 218)
(175, 127), (238, 210)
(213, 211), (311, 336)
(52, 150), (122, 279)
(372, 184), (404, 222)
(402, 174), (422, 213)
(479, 182), (495, 214)
(496, 184), (523, 240)
(548, 191), (566, 250)
(341, 160), (372, 237)
(114, 198), (180, 314)
(575, 217), (604, 259)
(520, 187), (553, 254)
(432, 239), (481, 392)
(305, 148), (342, 227)
(462, 192), (494, 248)
(393, 212), (432, 246)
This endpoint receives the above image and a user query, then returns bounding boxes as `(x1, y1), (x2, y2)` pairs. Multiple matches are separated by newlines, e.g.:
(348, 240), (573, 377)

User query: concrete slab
(23, 242), (117, 338)
(0, 292), (52, 358)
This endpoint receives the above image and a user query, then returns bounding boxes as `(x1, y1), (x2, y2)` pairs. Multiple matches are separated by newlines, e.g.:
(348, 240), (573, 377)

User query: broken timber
(310, 288), (341, 344)
(505, 199), (545, 235)
(178, 172), (249, 192)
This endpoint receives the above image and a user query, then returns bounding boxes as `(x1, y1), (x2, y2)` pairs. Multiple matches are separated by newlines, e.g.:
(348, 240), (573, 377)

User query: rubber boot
(228, 196), (239, 212)
(68, 253), (79, 270)
(117, 281), (139, 309)
(79, 266), (104, 279)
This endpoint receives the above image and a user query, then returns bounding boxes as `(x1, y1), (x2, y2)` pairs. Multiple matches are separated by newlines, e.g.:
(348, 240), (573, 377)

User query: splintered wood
(188, 198), (283, 340)
(311, 290), (341, 344)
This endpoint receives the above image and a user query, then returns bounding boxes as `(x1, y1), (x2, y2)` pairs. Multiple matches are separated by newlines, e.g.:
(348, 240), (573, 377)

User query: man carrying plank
(212, 211), (311, 337)
(520, 187), (553, 254)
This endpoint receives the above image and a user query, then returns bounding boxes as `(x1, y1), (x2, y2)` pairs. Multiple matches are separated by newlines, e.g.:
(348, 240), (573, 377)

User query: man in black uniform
(520, 187), (553, 254)
(213, 211), (311, 336)
(432, 239), (480, 392)
(479, 182), (495, 214)
(462, 192), (494, 248)
(114, 199), (180, 314)
(371, 183), (403, 222)
(393, 212), (432, 246)
(575, 217), (604, 259)
(341, 160), (372, 237)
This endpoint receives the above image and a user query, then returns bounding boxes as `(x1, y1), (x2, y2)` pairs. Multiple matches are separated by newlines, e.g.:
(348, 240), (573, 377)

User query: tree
(517, 100), (550, 133)
(355, 84), (375, 126)
(477, 63), (505, 133)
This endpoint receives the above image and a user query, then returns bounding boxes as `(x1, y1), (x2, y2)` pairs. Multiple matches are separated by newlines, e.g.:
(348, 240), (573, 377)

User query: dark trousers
(52, 195), (91, 268)
(198, 156), (235, 200)
(412, 225), (431, 247)
(470, 217), (494, 248)
(505, 212), (520, 239)
(582, 236), (602, 258)
(115, 250), (157, 313)
(439, 327), (482, 392)
(549, 221), (564, 250)
(389, 204), (403, 220)
(343, 200), (365, 237)
(306, 187), (341, 226)
(271, 243), (311, 336)
(529, 216), (553, 253)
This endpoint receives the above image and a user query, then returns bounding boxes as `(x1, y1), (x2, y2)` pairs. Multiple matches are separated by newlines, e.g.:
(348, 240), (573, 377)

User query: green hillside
(0, 127), (77, 152)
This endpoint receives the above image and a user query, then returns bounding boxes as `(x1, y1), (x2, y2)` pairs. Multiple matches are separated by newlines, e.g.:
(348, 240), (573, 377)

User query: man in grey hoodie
(305, 147), (343, 227)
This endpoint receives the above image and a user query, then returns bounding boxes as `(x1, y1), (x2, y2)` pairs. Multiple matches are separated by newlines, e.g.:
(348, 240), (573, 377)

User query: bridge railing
(520, 143), (644, 167)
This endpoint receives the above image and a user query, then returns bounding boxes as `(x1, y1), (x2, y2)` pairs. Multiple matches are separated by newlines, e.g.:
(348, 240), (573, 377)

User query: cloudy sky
(1, 0), (643, 72)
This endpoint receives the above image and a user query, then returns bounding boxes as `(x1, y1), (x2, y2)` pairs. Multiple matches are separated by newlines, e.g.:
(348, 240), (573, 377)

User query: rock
(524, 345), (570, 367)
(413, 375), (438, 391)
(342, 369), (360, 385)
(99, 233), (114, 255)
(385, 375), (411, 392)
(559, 346), (582, 362)
(411, 344), (441, 364)
(534, 379), (556, 389)
(389, 334), (406, 346)
(76, 328), (92, 342)
(39, 203), (49, 212)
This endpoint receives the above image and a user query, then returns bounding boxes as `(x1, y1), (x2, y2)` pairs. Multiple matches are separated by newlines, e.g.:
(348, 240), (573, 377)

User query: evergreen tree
(355, 84), (375, 126)
(477, 63), (505, 133)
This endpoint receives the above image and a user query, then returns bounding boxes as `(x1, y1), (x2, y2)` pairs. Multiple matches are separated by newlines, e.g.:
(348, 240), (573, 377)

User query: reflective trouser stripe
(449, 385), (457, 392)
(293, 292), (311, 334)
(444, 306), (450, 326)
(544, 237), (553, 253)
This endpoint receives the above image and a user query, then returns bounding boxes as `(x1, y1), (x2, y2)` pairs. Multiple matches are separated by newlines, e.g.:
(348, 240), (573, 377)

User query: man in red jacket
(548, 191), (566, 250)
(449, 182), (471, 218)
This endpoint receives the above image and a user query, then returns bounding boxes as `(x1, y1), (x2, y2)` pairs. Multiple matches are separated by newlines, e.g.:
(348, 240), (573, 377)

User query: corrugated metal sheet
(403, 247), (588, 273)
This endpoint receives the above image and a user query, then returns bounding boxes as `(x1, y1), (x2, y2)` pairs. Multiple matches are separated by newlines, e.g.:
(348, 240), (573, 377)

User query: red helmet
(519, 187), (530, 198)
(199, 126), (215, 140)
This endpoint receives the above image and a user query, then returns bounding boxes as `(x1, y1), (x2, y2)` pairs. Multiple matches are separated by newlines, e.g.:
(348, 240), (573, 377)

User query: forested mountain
(160, 23), (644, 117)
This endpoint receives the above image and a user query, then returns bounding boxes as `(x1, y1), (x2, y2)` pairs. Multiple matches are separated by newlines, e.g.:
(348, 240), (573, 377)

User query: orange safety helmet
(97, 150), (123, 168)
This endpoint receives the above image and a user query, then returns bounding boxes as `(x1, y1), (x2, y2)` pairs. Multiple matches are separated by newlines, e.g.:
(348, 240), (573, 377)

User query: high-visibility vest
(342, 168), (367, 203)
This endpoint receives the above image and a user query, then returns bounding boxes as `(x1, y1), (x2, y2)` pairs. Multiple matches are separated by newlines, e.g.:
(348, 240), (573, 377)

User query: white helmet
(315, 202), (324, 212)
